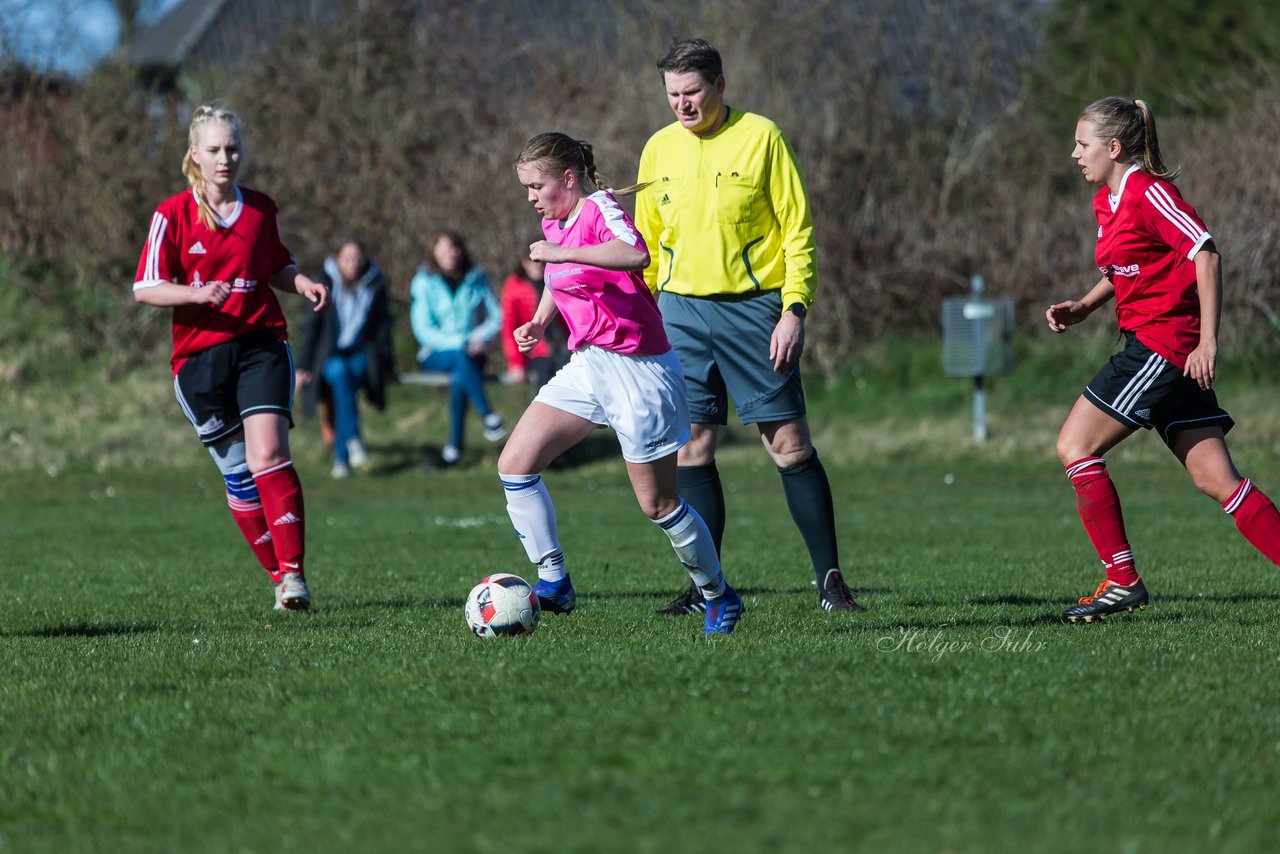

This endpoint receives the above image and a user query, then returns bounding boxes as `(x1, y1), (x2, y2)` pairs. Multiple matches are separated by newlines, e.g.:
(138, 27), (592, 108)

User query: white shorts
(534, 346), (690, 463)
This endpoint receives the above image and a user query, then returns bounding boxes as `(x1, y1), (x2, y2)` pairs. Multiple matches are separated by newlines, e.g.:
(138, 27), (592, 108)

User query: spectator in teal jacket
(410, 230), (507, 466)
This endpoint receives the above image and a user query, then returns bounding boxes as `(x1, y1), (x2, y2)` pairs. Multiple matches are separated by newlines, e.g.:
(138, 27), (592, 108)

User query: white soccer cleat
(274, 572), (311, 611)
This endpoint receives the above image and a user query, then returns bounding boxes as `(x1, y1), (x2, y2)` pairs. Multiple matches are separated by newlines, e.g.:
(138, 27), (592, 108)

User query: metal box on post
(941, 276), (1014, 441)
(942, 297), (1014, 378)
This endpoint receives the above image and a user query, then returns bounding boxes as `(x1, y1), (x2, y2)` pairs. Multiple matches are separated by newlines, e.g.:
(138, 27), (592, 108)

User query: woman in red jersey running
(1047, 96), (1280, 623)
(133, 104), (329, 611)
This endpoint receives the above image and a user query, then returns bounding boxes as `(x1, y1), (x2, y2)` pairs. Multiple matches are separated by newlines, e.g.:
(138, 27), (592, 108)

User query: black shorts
(1084, 332), (1233, 448)
(174, 331), (295, 446)
(657, 290), (806, 426)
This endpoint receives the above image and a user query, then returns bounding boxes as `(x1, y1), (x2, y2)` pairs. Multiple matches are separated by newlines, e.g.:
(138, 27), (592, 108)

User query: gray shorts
(658, 290), (805, 426)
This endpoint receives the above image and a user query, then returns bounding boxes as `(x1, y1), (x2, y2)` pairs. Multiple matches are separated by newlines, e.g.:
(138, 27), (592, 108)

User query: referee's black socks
(677, 462), (725, 557)
(778, 450), (841, 586)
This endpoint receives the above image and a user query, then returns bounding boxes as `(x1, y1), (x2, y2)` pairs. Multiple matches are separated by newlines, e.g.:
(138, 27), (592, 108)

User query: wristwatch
(786, 302), (807, 319)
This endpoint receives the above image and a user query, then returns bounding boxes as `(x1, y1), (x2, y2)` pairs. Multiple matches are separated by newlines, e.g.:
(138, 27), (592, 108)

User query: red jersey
(1094, 165), (1212, 369)
(134, 186), (296, 373)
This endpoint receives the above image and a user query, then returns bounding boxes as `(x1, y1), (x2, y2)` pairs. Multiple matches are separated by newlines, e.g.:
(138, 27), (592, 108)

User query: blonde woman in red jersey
(1046, 96), (1280, 622)
(133, 104), (329, 611)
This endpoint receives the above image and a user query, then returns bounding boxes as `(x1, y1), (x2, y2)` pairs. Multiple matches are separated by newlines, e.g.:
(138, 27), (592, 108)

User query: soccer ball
(465, 573), (541, 637)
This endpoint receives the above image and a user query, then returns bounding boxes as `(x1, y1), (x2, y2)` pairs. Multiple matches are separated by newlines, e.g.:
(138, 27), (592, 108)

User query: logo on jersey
(1134, 408), (1151, 420)
(659, 193), (671, 206)
(1111, 263), (1140, 278)
(230, 278), (259, 293)
(188, 241), (208, 254)
(195, 415), (225, 436)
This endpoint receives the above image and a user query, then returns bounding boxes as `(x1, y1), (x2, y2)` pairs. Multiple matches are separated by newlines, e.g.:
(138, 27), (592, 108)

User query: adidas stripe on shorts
(533, 345), (690, 464)
(1083, 331), (1233, 447)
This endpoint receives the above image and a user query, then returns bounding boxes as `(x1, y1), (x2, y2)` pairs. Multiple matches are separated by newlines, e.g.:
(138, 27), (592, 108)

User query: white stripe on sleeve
(148, 212), (166, 281)
(590, 191), (639, 246)
(1145, 184), (1206, 248)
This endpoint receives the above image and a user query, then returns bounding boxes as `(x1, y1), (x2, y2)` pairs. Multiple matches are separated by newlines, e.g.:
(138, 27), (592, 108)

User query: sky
(0, 0), (182, 75)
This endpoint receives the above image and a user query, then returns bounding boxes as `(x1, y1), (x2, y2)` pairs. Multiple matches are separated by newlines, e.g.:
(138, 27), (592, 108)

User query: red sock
(228, 494), (282, 584)
(254, 461), (306, 577)
(1066, 457), (1139, 586)
(1223, 479), (1280, 566)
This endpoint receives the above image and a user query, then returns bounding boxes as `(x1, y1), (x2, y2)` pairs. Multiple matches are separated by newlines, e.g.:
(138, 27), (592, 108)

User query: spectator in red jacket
(500, 250), (567, 387)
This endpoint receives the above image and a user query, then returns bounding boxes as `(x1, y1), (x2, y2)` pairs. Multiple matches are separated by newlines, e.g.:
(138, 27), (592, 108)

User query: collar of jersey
(193, 185), (244, 228)
(1108, 164), (1142, 212)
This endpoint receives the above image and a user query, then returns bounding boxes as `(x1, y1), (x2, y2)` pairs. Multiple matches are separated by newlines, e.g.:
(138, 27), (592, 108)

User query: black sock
(677, 462), (725, 557)
(778, 450), (840, 585)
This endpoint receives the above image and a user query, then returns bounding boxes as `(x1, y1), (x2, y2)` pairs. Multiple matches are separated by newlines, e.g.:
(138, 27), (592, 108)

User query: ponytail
(183, 104), (243, 230)
(1132, 99), (1177, 180)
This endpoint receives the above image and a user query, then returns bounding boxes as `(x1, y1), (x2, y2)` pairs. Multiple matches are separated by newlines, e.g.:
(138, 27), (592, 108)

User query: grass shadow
(8, 622), (162, 639)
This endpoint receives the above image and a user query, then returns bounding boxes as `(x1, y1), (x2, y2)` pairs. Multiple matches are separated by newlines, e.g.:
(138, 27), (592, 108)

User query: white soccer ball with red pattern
(465, 573), (540, 637)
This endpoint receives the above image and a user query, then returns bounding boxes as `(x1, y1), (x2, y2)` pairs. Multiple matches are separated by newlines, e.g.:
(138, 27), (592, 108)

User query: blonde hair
(515, 132), (649, 196)
(181, 104), (243, 230)
(1079, 96), (1179, 180)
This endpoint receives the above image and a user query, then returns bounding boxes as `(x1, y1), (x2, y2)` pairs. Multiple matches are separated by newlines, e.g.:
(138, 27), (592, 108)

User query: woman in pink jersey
(133, 104), (329, 611)
(1046, 96), (1280, 622)
(499, 132), (742, 634)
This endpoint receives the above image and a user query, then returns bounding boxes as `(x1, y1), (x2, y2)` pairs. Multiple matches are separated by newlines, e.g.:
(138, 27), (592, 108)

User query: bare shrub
(2, 0), (1278, 382)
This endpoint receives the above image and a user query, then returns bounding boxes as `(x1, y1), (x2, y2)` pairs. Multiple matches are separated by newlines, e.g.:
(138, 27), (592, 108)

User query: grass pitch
(4, 424), (1279, 852)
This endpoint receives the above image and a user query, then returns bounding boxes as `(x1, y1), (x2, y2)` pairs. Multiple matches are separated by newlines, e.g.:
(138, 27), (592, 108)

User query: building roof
(129, 0), (344, 69)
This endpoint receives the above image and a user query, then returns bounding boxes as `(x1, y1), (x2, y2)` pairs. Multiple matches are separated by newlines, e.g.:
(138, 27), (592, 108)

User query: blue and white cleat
(704, 584), (744, 635)
(534, 575), (577, 615)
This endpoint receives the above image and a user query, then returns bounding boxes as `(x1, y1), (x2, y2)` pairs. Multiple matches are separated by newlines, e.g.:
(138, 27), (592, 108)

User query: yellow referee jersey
(635, 108), (816, 310)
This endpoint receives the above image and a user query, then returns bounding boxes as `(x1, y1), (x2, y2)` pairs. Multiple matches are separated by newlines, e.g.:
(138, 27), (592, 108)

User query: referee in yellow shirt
(636, 38), (862, 614)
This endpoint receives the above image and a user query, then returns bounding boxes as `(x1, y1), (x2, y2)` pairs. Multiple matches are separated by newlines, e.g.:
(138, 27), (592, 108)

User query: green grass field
(4, 355), (1280, 852)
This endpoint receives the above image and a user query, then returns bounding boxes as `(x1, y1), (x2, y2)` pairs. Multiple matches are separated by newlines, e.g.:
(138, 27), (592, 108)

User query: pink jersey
(541, 191), (670, 356)
(134, 186), (296, 373)
(1094, 165), (1212, 369)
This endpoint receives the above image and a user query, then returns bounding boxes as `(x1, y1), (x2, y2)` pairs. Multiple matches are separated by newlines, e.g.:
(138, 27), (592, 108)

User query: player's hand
(770, 312), (805, 372)
(296, 369), (313, 388)
(528, 240), (566, 264)
(299, 278), (329, 311)
(513, 321), (545, 355)
(465, 337), (488, 357)
(1184, 341), (1217, 390)
(193, 280), (232, 308)
(1045, 300), (1089, 333)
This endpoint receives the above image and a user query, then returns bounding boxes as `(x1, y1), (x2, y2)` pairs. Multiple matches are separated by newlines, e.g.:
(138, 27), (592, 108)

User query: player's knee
(497, 444), (536, 476)
(679, 425), (718, 466)
(762, 432), (811, 467)
(638, 494), (679, 521)
(1192, 472), (1237, 504)
(1055, 435), (1091, 467)
(246, 446), (290, 473)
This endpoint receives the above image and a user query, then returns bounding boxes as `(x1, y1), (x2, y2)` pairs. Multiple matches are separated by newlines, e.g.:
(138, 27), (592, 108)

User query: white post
(971, 274), (987, 443)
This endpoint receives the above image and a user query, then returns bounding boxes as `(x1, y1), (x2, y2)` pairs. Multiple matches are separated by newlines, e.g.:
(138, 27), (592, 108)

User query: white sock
(536, 550), (567, 584)
(654, 499), (725, 599)
(500, 473), (565, 581)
